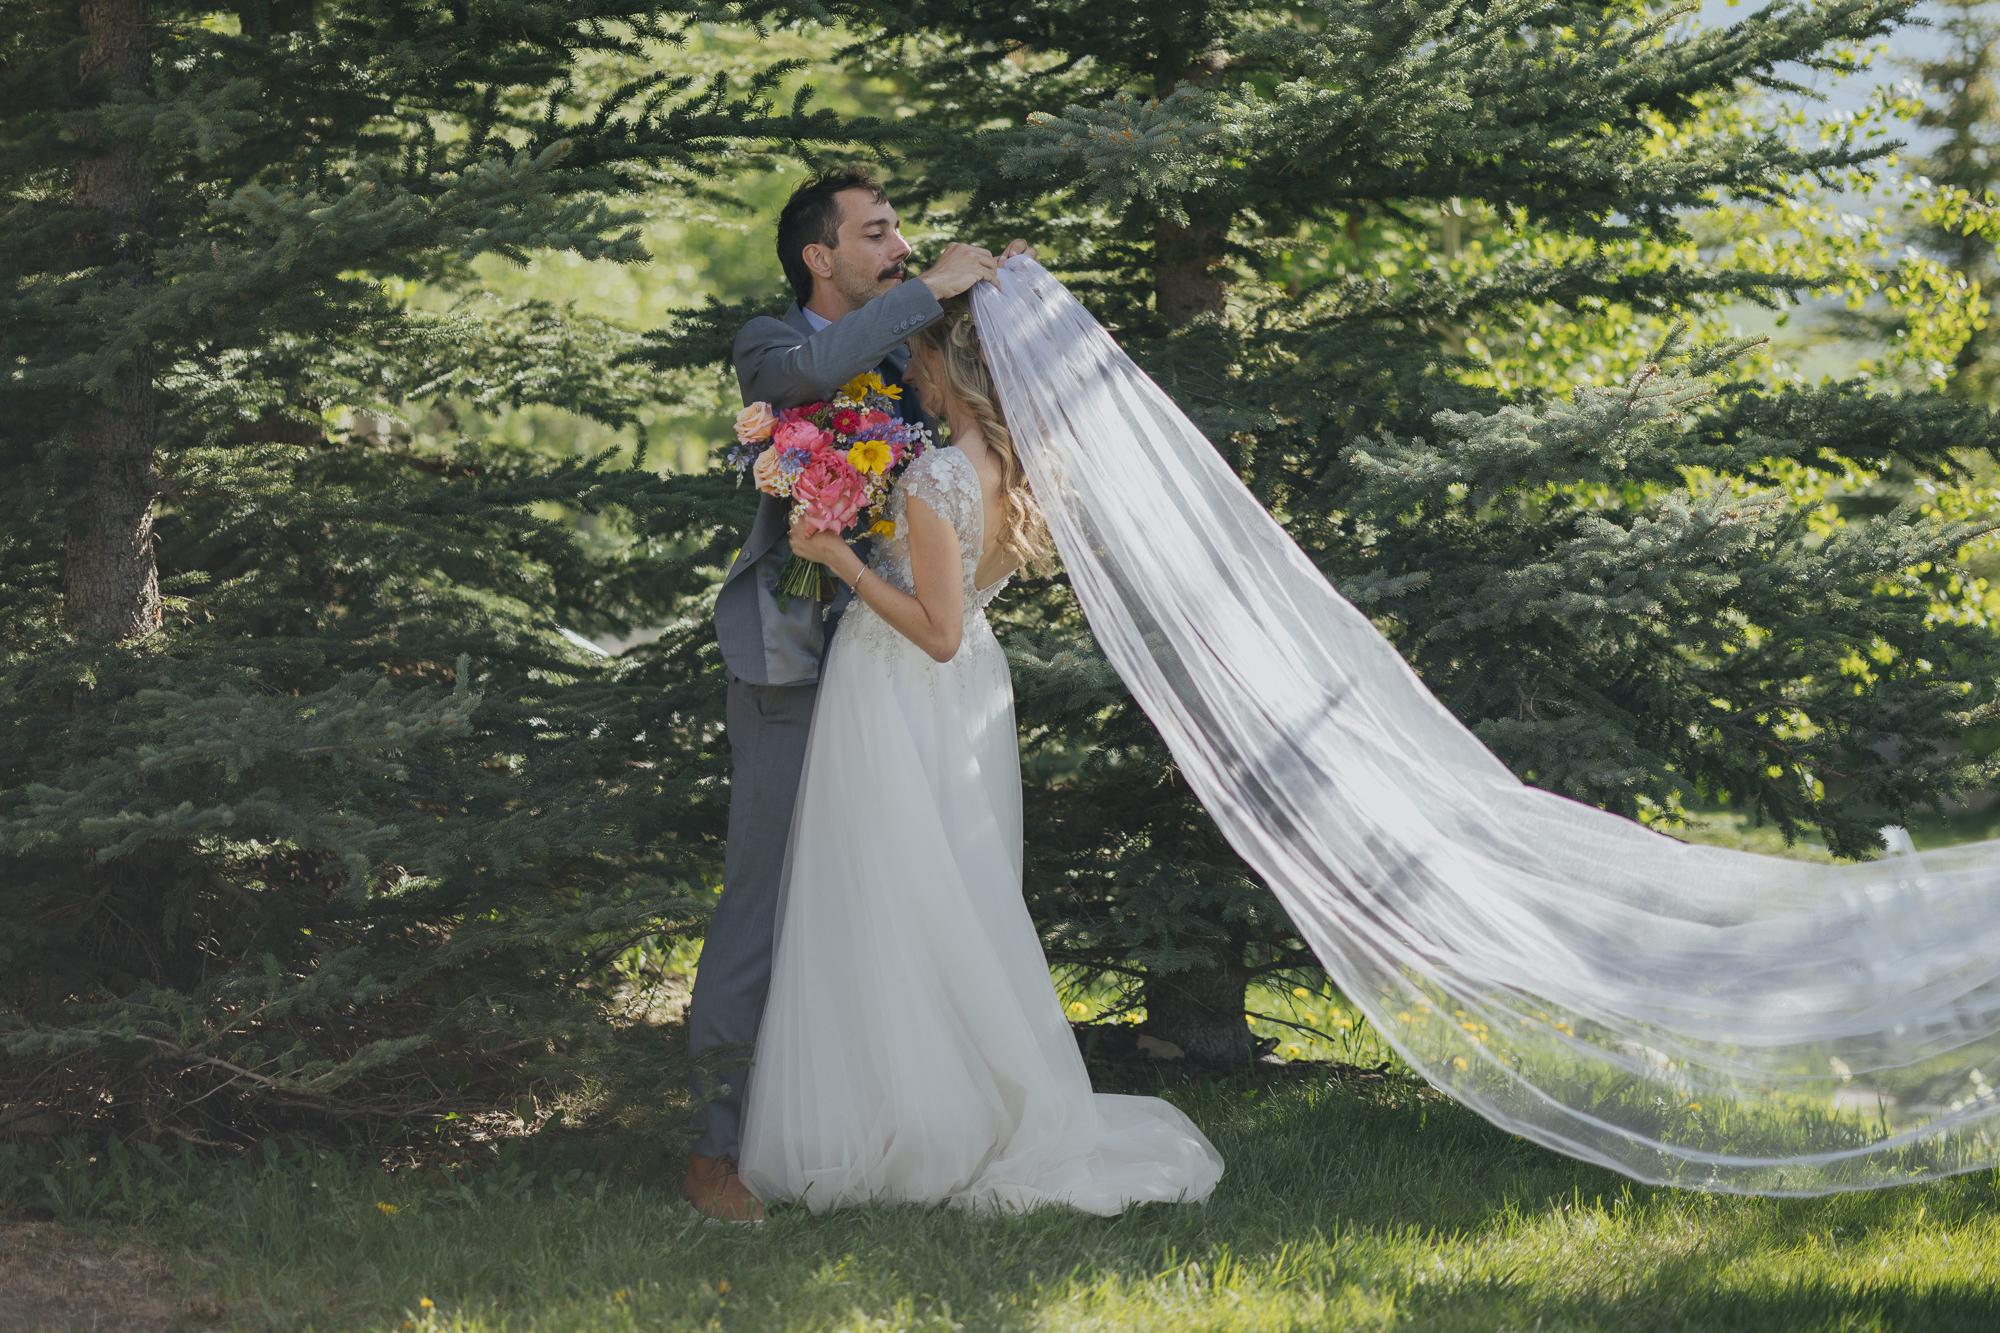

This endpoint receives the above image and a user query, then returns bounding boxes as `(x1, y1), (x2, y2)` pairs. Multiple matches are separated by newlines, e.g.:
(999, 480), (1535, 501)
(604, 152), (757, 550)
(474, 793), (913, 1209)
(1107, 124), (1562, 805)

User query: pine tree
(1824, 0), (2000, 402)
(1912, 1), (2000, 402)
(0, 2), (872, 1145)
(810, 0), (2000, 1065)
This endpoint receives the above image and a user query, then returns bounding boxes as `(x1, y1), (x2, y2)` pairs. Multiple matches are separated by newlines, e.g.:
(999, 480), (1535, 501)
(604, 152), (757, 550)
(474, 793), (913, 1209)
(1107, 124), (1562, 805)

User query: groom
(683, 163), (1032, 1223)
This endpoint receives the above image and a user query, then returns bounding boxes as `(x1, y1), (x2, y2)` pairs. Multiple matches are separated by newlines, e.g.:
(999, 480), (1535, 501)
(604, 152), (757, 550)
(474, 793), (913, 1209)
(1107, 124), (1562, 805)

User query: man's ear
(803, 242), (834, 280)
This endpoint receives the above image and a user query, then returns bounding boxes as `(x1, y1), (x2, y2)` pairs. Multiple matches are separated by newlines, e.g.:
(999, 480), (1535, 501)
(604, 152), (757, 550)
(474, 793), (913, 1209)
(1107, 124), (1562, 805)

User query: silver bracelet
(851, 565), (871, 592)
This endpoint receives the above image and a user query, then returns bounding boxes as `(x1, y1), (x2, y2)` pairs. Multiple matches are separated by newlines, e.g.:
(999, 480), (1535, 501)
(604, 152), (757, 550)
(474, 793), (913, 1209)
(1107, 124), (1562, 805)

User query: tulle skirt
(736, 600), (1225, 1216)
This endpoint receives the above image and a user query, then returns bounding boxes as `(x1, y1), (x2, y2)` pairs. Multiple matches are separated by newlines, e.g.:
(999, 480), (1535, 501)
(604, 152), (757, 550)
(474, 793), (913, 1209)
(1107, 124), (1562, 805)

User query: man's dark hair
(776, 166), (888, 306)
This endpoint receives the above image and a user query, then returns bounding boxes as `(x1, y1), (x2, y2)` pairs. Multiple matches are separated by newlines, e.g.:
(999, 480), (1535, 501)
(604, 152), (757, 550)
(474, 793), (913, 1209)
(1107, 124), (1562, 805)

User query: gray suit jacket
(713, 277), (945, 685)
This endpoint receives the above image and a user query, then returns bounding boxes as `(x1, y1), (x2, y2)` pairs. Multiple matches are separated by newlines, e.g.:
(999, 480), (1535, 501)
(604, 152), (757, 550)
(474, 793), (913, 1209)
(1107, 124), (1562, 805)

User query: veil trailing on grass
(971, 254), (2000, 1196)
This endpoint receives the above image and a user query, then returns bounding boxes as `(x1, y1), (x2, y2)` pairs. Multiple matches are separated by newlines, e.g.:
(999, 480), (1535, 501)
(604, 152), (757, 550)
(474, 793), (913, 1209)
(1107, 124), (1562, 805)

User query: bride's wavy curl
(909, 295), (1058, 579)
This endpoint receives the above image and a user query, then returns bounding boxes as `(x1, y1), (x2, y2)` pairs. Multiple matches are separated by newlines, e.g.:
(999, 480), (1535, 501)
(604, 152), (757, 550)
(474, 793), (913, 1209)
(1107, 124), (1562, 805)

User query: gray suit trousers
(685, 674), (818, 1160)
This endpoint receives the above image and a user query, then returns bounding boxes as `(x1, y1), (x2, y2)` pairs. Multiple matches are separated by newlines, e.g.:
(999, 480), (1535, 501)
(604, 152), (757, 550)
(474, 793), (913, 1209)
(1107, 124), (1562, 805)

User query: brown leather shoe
(681, 1152), (766, 1225)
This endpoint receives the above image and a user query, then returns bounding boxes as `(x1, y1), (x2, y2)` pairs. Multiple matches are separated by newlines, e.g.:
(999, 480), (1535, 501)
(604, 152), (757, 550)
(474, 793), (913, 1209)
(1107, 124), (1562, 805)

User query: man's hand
(917, 242), (999, 301)
(999, 239), (1035, 262)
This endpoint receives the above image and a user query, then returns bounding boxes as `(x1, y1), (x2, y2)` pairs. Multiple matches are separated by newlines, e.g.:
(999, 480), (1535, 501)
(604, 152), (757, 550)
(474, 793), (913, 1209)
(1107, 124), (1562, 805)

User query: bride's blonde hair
(909, 295), (1058, 578)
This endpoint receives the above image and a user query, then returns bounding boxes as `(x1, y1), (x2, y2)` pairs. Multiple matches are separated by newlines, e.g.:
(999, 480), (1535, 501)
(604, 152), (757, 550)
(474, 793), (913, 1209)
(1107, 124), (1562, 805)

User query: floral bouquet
(723, 368), (934, 606)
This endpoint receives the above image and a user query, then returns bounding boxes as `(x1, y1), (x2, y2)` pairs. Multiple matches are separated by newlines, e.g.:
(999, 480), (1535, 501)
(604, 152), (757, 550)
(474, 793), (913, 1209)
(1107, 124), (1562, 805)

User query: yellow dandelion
(1284, 1043), (1303, 1057)
(1067, 1001), (1089, 1018)
(1688, 1103), (1702, 1113)
(419, 1297), (433, 1309)
(718, 1279), (732, 1295)
(1333, 1014), (1353, 1028)
(1396, 1011), (1413, 1023)
(847, 438), (892, 475)
(1452, 1056), (1469, 1071)
(615, 1288), (630, 1302)
(1291, 986), (1312, 998)
(376, 1201), (399, 1215)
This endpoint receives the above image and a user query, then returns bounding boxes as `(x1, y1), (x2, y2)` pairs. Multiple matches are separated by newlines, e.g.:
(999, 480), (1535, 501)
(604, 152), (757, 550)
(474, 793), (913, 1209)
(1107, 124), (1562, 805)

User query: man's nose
(888, 233), (912, 263)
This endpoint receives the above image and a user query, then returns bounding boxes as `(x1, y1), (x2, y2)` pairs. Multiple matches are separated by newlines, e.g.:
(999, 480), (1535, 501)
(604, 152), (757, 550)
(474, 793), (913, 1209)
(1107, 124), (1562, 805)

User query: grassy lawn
(8, 801), (2000, 1331)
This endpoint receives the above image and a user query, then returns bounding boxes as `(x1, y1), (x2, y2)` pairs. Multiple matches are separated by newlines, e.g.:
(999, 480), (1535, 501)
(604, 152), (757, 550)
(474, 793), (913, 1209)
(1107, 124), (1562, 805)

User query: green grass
(10, 800), (2000, 1330)
(9, 1063), (2000, 1331)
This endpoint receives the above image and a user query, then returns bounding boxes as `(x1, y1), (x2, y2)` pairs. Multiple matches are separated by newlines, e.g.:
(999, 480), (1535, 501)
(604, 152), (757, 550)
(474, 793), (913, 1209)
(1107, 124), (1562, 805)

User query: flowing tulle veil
(970, 254), (2000, 1195)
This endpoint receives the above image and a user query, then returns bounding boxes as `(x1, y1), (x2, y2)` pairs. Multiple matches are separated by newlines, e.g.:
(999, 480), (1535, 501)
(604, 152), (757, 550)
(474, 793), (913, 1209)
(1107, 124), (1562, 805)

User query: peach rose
(752, 445), (786, 495)
(734, 401), (777, 444)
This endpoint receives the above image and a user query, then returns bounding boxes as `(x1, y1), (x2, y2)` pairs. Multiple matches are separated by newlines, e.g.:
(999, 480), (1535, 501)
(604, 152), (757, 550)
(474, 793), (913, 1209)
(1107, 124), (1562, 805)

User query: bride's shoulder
(906, 444), (975, 489)
(910, 443), (971, 476)
(900, 445), (978, 519)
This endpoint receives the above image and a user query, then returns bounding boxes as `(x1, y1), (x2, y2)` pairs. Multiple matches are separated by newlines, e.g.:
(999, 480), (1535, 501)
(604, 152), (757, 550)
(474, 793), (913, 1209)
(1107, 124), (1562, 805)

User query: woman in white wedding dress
(734, 293), (1226, 1217)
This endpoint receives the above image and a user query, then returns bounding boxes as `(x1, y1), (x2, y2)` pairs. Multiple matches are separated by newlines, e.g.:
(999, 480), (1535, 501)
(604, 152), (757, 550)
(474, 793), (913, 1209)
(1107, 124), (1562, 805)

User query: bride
(734, 281), (1227, 1216)
(750, 251), (2000, 1204)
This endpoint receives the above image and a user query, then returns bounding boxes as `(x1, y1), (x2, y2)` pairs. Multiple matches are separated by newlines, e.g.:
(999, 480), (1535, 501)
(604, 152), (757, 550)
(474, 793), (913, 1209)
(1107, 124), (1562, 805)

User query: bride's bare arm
(792, 500), (966, 663)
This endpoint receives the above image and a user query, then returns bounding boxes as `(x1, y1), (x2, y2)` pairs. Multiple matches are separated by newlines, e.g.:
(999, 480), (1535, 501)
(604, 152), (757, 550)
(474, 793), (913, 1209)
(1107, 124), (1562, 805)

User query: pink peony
(773, 419), (831, 454)
(792, 453), (868, 533)
(734, 401), (777, 444)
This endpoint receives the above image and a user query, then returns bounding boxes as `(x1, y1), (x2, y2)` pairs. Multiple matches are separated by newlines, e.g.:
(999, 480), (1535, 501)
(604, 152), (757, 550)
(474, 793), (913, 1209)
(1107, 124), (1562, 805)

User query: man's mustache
(879, 264), (908, 280)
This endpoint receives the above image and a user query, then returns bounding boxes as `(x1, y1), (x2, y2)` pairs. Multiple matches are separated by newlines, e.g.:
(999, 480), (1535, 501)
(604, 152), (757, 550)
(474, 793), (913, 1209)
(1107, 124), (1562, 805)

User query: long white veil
(970, 254), (2000, 1195)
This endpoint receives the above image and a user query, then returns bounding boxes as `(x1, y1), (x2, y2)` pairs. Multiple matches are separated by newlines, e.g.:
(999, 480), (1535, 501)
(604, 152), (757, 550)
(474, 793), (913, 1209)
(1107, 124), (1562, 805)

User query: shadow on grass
(373, 1042), (2000, 1330)
(10, 1009), (2000, 1331)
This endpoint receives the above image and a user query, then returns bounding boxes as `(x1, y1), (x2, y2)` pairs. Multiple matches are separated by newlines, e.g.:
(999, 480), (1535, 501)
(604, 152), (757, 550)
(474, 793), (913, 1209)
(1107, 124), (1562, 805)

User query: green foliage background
(7, 0), (2000, 1151)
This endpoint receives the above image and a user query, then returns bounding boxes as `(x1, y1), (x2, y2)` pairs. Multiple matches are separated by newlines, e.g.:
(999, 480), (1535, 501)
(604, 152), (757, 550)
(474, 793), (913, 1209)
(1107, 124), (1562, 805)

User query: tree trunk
(1153, 215), (1228, 324)
(1141, 52), (1247, 1065)
(64, 0), (161, 643)
(1142, 941), (1255, 1068)
(1144, 61), (1239, 1063)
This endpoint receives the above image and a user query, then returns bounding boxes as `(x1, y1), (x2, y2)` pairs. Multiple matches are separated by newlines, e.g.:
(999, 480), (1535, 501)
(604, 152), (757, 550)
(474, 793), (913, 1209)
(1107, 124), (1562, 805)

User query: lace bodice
(877, 446), (1013, 610)
(838, 445), (1012, 663)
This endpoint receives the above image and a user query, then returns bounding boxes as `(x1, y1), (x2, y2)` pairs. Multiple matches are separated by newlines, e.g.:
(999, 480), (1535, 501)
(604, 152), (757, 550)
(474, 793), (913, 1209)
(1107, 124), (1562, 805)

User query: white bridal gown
(736, 443), (1226, 1216)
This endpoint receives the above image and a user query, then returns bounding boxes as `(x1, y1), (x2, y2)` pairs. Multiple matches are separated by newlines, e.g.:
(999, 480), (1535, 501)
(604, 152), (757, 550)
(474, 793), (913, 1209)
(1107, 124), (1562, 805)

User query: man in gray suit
(683, 164), (1031, 1223)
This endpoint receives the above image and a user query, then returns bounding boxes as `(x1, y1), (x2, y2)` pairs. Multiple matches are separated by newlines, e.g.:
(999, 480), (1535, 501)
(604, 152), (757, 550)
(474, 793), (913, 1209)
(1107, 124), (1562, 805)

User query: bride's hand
(788, 513), (850, 567)
(1000, 239), (1035, 262)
